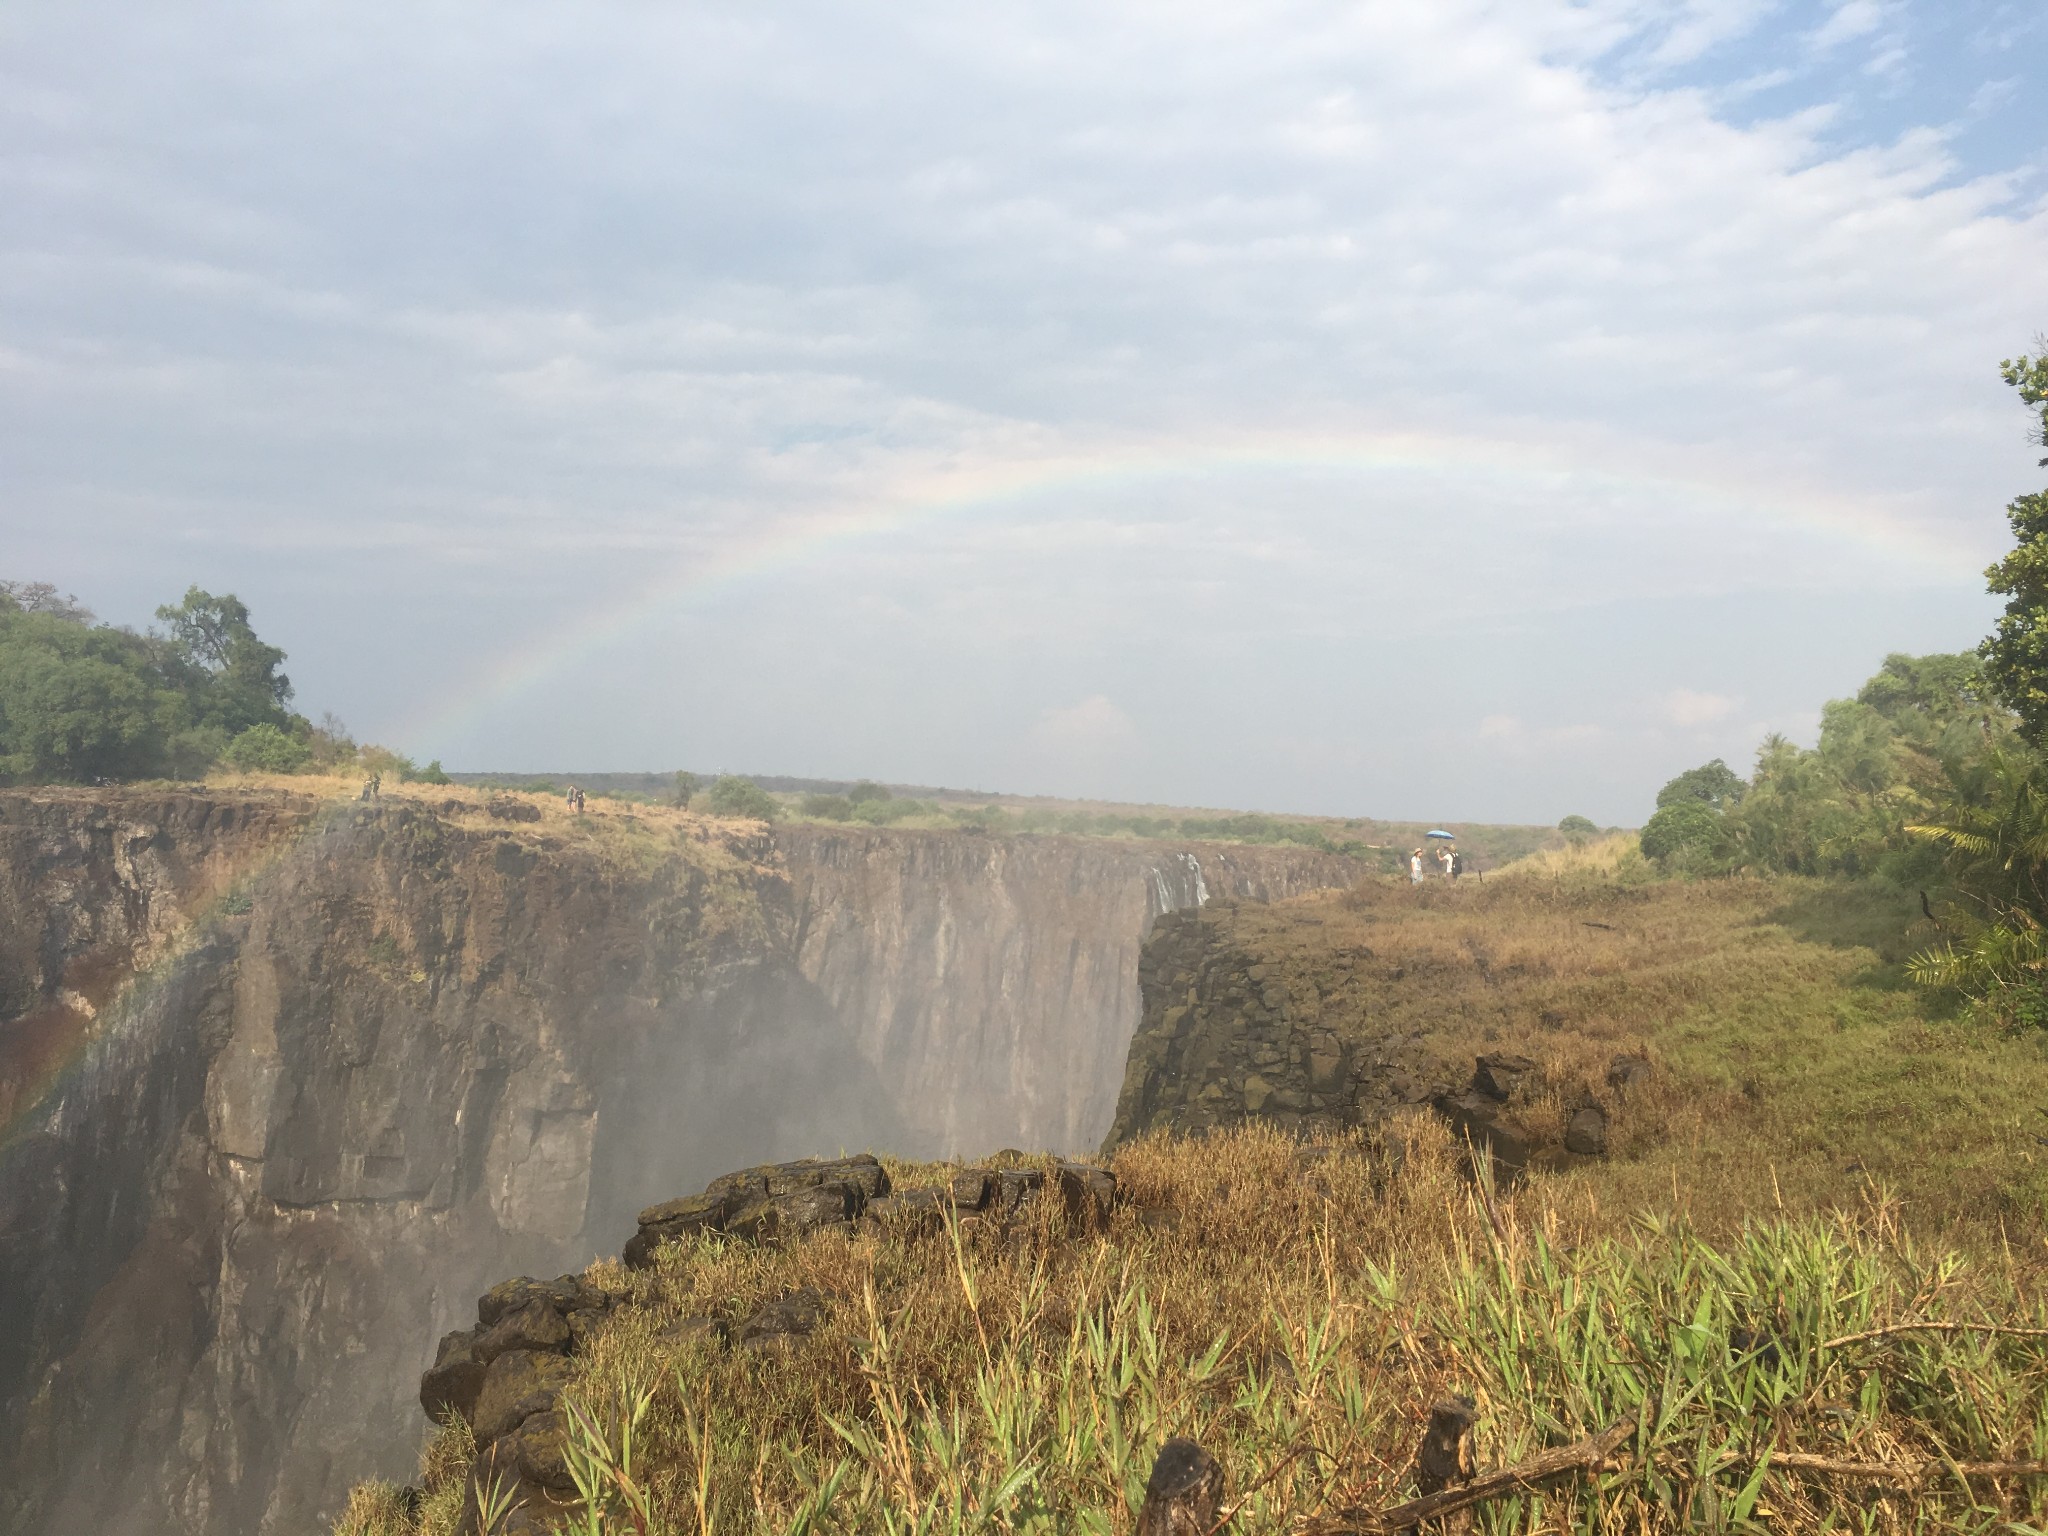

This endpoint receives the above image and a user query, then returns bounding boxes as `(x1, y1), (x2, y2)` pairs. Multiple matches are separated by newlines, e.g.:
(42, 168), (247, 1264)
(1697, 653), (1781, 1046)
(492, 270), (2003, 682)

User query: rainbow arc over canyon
(392, 428), (1961, 752)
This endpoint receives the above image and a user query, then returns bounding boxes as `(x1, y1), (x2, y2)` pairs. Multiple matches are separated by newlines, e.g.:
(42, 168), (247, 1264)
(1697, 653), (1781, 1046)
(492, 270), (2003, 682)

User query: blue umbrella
(1425, 829), (1455, 839)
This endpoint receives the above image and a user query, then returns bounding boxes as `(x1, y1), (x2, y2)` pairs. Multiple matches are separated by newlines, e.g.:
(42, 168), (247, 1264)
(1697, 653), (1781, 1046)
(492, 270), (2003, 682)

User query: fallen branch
(1768, 1451), (2048, 1482)
(1299, 1417), (1636, 1534)
(1581, 921), (1617, 931)
(1821, 1322), (2048, 1351)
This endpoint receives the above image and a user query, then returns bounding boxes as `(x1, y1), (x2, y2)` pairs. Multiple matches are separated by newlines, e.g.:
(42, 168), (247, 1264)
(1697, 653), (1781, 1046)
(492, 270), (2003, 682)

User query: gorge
(0, 786), (1356, 1536)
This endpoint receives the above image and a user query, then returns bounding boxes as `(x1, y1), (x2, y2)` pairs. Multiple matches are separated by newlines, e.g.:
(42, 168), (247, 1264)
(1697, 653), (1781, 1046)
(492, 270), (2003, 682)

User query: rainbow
(391, 426), (1973, 755)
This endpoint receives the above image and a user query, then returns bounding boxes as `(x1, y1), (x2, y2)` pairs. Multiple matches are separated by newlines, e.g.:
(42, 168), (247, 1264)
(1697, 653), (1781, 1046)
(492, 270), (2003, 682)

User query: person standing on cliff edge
(1410, 848), (1424, 885)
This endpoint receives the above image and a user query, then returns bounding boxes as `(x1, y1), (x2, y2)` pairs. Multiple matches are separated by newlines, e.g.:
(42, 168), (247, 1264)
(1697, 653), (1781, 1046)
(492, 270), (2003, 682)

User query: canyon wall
(0, 789), (1355, 1536)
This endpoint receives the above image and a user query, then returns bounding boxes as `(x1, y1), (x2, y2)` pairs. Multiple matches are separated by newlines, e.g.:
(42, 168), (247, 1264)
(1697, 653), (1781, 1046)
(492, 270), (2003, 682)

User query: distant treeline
(0, 579), (439, 786)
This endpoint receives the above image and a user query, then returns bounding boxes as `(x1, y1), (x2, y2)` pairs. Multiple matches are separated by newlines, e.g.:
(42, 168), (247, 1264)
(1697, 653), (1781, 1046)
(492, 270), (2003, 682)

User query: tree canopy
(0, 580), (303, 784)
(1981, 345), (2048, 743)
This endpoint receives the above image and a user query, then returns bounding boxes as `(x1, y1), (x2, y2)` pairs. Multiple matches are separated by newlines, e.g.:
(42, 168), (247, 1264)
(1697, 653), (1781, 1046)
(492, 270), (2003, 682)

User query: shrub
(1558, 814), (1598, 836)
(702, 775), (779, 821)
(224, 722), (310, 774)
(799, 794), (853, 821)
(847, 779), (892, 806)
(1638, 800), (1727, 871)
(357, 744), (419, 782)
(415, 759), (451, 785)
(673, 771), (701, 808)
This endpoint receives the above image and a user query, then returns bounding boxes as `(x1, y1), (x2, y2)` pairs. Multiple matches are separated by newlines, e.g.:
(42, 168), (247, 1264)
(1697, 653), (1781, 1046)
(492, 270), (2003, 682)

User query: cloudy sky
(5, 1), (2044, 823)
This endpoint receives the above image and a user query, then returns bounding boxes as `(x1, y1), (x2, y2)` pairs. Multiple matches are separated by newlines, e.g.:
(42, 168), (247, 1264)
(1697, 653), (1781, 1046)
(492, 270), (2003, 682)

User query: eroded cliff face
(775, 826), (1358, 1156)
(0, 790), (1355, 1536)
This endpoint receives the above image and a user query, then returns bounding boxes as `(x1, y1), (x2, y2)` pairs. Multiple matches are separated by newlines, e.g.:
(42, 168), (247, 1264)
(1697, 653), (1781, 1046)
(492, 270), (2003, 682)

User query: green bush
(415, 759), (451, 785)
(851, 795), (924, 825)
(1638, 800), (1728, 871)
(224, 722), (310, 774)
(847, 779), (892, 806)
(1558, 814), (1598, 836)
(703, 775), (779, 821)
(799, 794), (853, 820)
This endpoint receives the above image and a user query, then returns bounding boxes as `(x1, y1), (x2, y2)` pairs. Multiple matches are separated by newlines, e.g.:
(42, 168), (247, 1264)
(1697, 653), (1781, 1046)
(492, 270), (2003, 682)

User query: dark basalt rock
(473, 1297), (571, 1366)
(473, 1349), (574, 1443)
(1472, 1052), (1538, 1102)
(625, 1154), (893, 1268)
(419, 1331), (488, 1426)
(739, 1287), (829, 1354)
(428, 1148), (1121, 1532)
(1434, 1090), (1532, 1175)
(1565, 1106), (1609, 1156)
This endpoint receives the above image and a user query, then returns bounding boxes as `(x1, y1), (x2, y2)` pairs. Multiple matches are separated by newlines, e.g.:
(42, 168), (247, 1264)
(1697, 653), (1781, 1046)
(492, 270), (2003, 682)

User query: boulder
(506, 1408), (576, 1493)
(1565, 1106), (1609, 1156)
(1053, 1160), (1117, 1233)
(863, 1187), (949, 1233)
(485, 796), (542, 823)
(739, 1288), (828, 1354)
(477, 1274), (607, 1328)
(473, 1297), (571, 1366)
(473, 1349), (574, 1443)
(624, 1192), (733, 1268)
(1472, 1053), (1538, 1102)
(1434, 1090), (1532, 1175)
(723, 1181), (864, 1244)
(626, 1154), (894, 1267)
(420, 1329), (487, 1426)
(1606, 1055), (1653, 1095)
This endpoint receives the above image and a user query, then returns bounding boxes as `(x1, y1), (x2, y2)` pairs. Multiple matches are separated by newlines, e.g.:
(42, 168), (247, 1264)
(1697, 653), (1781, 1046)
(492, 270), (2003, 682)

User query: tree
(847, 779), (892, 806)
(154, 587), (294, 737)
(416, 759), (451, 785)
(1558, 814), (1598, 836)
(702, 775), (779, 821)
(672, 771), (700, 808)
(0, 613), (175, 782)
(1655, 759), (1746, 812)
(1981, 345), (2048, 742)
(1905, 742), (2048, 1021)
(2004, 343), (2048, 468)
(0, 581), (93, 623)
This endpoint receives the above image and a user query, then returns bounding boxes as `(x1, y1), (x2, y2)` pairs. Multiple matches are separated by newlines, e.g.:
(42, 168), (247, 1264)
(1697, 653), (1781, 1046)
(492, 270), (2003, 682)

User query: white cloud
(1661, 689), (1742, 727)
(0, 0), (2040, 821)
(1026, 696), (1140, 760)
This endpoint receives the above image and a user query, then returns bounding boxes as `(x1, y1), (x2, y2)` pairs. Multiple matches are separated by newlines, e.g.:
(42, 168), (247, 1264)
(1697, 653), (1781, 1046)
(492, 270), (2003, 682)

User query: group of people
(357, 772), (382, 802)
(566, 785), (586, 813)
(1408, 841), (1466, 883)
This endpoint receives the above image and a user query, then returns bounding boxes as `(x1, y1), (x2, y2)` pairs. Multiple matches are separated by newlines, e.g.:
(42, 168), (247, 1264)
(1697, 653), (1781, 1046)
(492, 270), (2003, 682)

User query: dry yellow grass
(339, 1121), (2048, 1535)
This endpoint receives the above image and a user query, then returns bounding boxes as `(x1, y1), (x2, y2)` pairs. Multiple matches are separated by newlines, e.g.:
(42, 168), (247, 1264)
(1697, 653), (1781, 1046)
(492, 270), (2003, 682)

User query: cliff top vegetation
(341, 1118), (2048, 1536)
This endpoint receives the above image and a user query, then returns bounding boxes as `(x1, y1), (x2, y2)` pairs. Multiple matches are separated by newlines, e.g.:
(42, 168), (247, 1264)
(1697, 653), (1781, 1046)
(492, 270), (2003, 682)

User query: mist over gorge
(0, 786), (1355, 1536)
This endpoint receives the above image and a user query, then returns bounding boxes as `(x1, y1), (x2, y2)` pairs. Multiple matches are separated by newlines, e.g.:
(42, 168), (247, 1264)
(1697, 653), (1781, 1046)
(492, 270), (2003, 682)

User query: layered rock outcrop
(0, 788), (1353, 1536)
(1104, 902), (1647, 1166)
(422, 1149), (1120, 1533)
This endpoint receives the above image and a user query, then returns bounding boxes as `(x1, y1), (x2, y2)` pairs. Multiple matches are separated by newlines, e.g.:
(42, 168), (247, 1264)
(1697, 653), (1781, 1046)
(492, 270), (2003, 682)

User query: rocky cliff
(0, 788), (1354, 1536)
(774, 825), (1357, 1156)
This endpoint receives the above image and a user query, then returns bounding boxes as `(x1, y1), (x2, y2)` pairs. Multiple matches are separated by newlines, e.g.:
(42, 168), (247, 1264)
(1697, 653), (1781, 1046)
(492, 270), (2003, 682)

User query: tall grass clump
(342, 1123), (2048, 1535)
